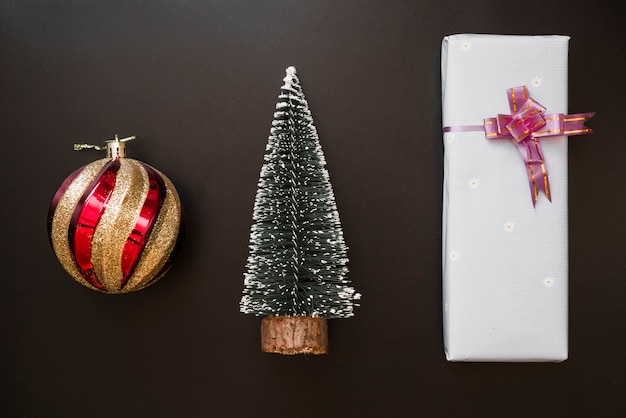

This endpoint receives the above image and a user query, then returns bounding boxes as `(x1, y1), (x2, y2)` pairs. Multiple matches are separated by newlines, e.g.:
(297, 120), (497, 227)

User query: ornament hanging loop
(73, 134), (137, 159)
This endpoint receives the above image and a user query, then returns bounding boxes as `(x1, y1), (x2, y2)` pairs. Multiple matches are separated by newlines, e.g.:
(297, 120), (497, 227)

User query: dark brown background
(1, 1), (624, 417)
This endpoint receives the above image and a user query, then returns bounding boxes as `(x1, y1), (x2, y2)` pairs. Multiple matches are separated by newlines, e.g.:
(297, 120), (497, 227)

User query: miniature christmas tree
(240, 66), (360, 354)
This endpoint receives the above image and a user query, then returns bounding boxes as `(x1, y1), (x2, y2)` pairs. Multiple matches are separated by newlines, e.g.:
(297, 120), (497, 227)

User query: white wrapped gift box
(441, 34), (584, 362)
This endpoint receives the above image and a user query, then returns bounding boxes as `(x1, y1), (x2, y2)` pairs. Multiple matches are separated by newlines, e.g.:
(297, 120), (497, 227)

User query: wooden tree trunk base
(261, 316), (328, 355)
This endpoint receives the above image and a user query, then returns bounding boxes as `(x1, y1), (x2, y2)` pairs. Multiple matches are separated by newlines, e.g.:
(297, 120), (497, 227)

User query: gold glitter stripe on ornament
(50, 159), (109, 289)
(125, 167), (182, 292)
(91, 159), (149, 293)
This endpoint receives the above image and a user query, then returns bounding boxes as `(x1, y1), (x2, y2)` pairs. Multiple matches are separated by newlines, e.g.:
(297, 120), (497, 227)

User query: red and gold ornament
(48, 135), (184, 293)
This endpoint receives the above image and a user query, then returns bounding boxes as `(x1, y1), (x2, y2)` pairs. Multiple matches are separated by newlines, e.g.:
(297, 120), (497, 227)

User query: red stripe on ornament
(68, 160), (121, 291)
(119, 163), (166, 289)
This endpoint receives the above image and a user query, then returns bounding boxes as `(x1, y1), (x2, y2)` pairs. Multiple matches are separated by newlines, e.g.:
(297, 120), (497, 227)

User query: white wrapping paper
(441, 34), (569, 362)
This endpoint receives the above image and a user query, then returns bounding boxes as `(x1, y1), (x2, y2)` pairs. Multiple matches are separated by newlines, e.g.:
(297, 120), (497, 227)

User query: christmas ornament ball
(48, 137), (184, 293)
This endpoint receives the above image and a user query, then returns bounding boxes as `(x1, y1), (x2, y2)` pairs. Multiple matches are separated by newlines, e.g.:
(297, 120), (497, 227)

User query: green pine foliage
(240, 66), (360, 319)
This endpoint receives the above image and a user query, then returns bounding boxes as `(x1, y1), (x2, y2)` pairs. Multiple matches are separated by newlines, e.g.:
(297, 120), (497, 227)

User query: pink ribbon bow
(444, 86), (594, 206)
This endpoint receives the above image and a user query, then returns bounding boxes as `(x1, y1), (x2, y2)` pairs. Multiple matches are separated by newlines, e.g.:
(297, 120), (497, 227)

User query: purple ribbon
(444, 86), (594, 206)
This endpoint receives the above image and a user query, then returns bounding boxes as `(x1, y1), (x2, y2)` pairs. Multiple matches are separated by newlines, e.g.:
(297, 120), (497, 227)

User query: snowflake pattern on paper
(449, 251), (460, 261)
(503, 221), (515, 232)
(461, 40), (471, 51)
(468, 178), (480, 189)
(444, 132), (455, 143)
(531, 77), (543, 88)
(544, 276), (555, 287)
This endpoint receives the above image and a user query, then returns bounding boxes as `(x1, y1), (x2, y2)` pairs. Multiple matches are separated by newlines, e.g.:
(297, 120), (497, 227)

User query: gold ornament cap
(73, 134), (137, 159)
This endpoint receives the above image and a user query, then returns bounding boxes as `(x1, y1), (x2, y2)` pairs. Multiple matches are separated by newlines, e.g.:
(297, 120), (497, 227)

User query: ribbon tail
(516, 139), (551, 206)
(563, 112), (595, 136)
